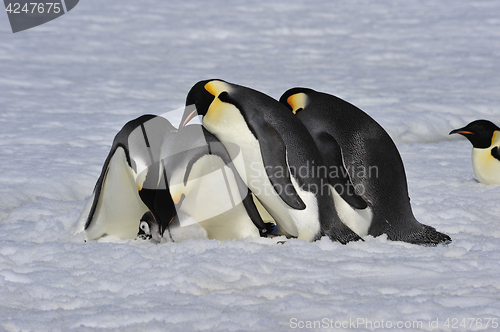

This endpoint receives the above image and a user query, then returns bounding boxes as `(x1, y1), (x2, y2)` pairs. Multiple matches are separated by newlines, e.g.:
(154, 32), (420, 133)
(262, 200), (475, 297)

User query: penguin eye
(140, 221), (150, 234)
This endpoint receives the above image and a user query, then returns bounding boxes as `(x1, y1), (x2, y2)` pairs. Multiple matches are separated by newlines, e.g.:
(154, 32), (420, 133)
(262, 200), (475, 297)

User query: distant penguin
(280, 88), (451, 246)
(151, 124), (274, 241)
(76, 115), (177, 241)
(450, 120), (500, 185)
(181, 79), (362, 244)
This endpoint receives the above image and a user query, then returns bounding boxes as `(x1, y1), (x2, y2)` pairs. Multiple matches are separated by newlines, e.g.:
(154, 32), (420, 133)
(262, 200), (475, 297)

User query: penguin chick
(137, 211), (156, 241)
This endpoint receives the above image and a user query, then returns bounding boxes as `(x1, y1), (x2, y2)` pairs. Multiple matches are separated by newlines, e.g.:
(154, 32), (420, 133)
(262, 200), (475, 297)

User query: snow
(1, 0), (500, 330)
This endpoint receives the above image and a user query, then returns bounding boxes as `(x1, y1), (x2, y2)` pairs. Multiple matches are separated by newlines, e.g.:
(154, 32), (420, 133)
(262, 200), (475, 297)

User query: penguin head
(279, 88), (314, 115)
(450, 120), (500, 149)
(182, 79), (231, 127)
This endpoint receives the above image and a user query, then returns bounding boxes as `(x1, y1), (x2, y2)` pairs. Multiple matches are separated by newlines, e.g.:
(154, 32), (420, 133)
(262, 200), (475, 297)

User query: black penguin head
(116, 114), (176, 181)
(449, 120), (500, 149)
(182, 79), (223, 127)
(279, 87), (314, 115)
(112, 114), (158, 172)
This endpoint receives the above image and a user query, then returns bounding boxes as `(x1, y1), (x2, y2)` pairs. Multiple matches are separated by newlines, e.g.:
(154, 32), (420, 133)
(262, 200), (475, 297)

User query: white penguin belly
(198, 202), (260, 240)
(203, 107), (320, 241)
(472, 147), (500, 185)
(80, 147), (149, 240)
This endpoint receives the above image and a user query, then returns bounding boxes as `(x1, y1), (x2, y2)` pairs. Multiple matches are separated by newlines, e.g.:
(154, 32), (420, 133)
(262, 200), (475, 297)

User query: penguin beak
(449, 129), (474, 136)
(182, 108), (198, 127)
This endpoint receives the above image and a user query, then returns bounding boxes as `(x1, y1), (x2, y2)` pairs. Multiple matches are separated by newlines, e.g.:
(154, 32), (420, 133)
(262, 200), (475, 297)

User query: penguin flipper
(218, 91), (306, 210)
(260, 121), (307, 210)
(241, 191), (276, 237)
(316, 132), (368, 210)
(252, 120), (307, 210)
(206, 135), (273, 236)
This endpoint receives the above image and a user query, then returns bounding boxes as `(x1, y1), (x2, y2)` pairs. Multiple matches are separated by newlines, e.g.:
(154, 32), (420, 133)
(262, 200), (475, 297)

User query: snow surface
(1, 0), (500, 331)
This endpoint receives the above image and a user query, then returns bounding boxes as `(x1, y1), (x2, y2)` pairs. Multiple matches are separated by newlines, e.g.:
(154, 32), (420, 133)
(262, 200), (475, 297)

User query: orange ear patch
(204, 80), (229, 97)
(287, 93), (308, 114)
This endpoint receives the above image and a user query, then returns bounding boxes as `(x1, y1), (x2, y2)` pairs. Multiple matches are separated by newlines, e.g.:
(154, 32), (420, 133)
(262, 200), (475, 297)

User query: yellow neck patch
(287, 93), (308, 114)
(204, 80), (230, 97)
(492, 130), (500, 146)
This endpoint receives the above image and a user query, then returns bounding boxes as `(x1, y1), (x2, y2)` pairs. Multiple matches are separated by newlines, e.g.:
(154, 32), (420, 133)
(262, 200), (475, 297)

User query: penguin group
(76, 79), (452, 246)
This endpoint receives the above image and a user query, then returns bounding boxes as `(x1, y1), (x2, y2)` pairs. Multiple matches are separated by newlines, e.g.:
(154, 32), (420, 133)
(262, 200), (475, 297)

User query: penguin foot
(387, 224), (451, 246)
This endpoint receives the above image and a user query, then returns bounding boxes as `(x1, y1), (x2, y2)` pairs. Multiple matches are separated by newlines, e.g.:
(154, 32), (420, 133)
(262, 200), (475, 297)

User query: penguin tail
(324, 222), (364, 245)
(386, 224), (452, 246)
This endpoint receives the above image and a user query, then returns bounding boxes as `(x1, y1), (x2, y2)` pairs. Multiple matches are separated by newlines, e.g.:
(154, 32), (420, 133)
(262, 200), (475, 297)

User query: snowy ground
(1, 0), (500, 331)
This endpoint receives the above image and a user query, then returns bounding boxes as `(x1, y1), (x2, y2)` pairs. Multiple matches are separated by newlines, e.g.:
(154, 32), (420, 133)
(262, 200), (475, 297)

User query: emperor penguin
(280, 88), (451, 246)
(147, 124), (273, 241)
(450, 120), (500, 185)
(76, 115), (177, 241)
(180, 79), (362, 244)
